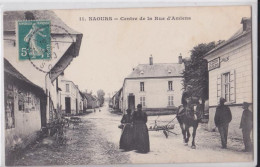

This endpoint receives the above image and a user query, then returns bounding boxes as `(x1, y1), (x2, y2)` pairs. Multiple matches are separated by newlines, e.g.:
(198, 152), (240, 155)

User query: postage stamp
(18, 20), (51, 60)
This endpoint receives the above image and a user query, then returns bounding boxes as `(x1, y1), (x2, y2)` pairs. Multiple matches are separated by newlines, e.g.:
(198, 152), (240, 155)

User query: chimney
(24, 11), (35, 20)
(178, 53), (183, 64)
(149, 55), (153, 65)
(241, 17), (251, 31)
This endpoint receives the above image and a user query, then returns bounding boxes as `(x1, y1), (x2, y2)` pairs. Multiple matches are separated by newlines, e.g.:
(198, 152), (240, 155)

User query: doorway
(128, 94), (135, 113)
(65, 97), (71, 114)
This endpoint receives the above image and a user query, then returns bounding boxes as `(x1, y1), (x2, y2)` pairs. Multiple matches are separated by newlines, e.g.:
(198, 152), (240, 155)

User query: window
(140, 82), (144, 92)
(168, 81), (173, 91)
(5, 84), (15, 129)
(168, 96), (174, 106)
(18, 93), (25, 111)
(222, 72), (230, 102)
(66, 84), (70, 92)
(18, 100), (24, 111)
(140, 96), (145, 107)
(26, 92), (32, 104)
(217, 70), (235, 104)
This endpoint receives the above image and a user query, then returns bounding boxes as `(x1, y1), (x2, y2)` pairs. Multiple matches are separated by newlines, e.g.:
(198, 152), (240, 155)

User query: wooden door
(65, 97), (71, 114)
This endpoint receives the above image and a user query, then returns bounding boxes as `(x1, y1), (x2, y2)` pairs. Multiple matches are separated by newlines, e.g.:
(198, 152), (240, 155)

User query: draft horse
(176, 98), (203, 149)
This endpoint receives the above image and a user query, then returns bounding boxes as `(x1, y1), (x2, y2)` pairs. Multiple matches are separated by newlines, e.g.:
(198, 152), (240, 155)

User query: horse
(176, 100), (203, 149)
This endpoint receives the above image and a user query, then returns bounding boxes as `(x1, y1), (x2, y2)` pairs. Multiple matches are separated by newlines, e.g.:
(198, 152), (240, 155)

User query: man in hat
(240, 102), (253, 152)
(214, 97), (232, 148)
(181, 85), (193, 108)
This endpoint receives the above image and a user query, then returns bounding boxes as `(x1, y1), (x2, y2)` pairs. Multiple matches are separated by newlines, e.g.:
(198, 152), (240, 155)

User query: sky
(54, 6), (251, 97)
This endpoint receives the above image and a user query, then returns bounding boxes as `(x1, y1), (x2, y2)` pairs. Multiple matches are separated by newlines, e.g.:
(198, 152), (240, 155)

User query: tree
(182, 41), (217, 103)
(97, 89), (105, 106)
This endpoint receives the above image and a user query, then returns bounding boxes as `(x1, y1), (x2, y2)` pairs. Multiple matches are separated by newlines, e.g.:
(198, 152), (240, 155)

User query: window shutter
(230, 70), (236, 103)
(217, 75), (221, 104)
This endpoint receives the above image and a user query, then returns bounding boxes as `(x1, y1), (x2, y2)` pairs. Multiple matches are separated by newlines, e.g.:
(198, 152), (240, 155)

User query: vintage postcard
(2, 5), (256, 166)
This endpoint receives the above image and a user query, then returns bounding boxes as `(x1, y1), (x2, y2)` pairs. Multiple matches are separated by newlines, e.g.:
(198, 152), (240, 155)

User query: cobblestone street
(12, 103), (253, 166)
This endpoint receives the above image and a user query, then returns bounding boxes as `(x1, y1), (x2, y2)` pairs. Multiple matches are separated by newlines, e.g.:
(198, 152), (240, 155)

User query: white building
(3, 10), (82, 161)
(60, 78), (84, 115)
(204, 17), (252, 137)
(121, 56), (184, 114)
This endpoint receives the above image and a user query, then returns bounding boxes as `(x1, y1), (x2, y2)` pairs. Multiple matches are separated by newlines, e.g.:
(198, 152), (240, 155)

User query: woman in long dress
(133, 104), (150, 153)
(119, 109), (134, 150)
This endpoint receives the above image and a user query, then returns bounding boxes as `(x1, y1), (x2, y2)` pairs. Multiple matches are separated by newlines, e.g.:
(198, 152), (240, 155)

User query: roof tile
(126, 63), (184, 79)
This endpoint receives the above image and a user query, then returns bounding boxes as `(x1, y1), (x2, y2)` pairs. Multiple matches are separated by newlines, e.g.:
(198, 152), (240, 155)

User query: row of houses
(59, 76), (99, 115)
(111, 17), (253, 138)
(60, 76), (86, 115)
(3, 10), (92, 162)
(59, 75), (101, 115)
(110, 88), (122, 111)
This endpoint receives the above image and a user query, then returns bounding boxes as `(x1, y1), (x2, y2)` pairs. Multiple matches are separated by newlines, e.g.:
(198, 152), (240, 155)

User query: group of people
(119, 104), (150, 153)
(182, 85), (253, 152)
(214, 97), (253, 152)
(119, 85), (253, 153)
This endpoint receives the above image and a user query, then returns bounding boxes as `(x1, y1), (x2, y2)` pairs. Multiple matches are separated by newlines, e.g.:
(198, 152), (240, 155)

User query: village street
(12, 102), (253, 166)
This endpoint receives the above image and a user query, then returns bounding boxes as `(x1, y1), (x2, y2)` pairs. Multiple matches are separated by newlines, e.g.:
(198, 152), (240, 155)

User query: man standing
(240, 102), (253, 152)
(214, 97), (232, 149)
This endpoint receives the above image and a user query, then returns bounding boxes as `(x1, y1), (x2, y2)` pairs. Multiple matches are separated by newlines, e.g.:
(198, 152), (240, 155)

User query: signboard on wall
(208, 57), (220, 71)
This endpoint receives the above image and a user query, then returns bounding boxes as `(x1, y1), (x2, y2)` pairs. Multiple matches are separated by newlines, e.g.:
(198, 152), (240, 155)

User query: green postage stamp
(18, 20), (51, 60)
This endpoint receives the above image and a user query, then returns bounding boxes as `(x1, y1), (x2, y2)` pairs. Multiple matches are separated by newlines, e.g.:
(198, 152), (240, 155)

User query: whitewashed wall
(4, 33), (75, 122)
(60, 81), (78, 114)
(205, 33), (253, 136)
(5, 85), (42, 149)
(122, 77), (183, 112)
(206, 33), (252, 106)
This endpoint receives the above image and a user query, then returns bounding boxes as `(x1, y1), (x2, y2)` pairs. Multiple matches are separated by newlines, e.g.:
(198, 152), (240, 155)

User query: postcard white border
(0, 0), (257, 167)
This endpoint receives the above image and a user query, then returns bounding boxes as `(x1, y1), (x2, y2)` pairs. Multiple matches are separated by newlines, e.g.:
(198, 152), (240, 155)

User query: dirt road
(12, 103), (253, 166)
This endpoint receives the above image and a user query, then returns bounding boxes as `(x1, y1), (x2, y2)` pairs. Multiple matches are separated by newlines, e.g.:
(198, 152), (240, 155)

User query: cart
(148, 115), (178, 138)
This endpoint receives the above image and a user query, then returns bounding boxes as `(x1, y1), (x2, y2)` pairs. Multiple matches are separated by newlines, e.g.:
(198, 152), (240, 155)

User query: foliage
(182, 41), (217, 101)
(97, 89), (105, 106)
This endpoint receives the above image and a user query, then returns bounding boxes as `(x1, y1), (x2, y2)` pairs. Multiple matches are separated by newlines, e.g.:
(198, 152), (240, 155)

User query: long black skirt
(133, 123), (150, 153)
(119, 124), (134, 150)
